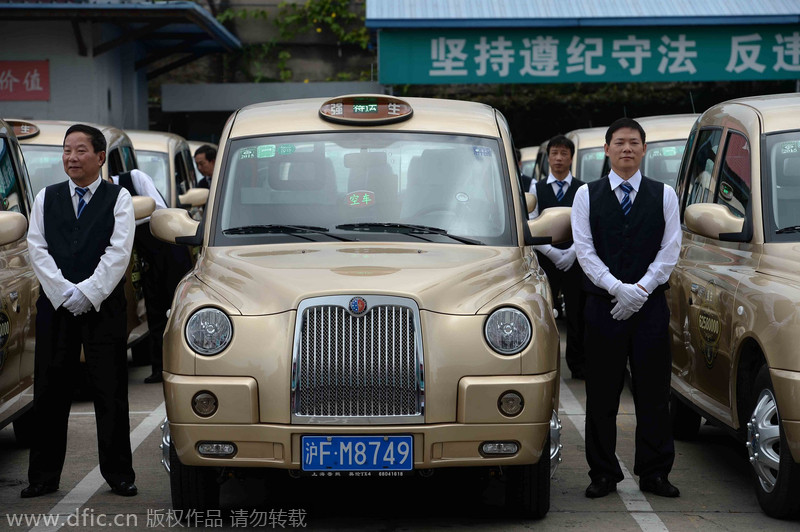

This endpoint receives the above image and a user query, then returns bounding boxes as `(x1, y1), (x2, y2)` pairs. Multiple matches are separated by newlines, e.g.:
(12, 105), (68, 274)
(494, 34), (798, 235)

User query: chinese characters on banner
(379, 26), (800, 84)
(0, 61), (50, 101)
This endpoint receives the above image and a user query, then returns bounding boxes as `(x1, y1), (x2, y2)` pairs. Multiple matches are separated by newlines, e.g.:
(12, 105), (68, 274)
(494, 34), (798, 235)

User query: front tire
(747, 366), (800, 519)
(505, 433), (551, 518)
(169, 440), (220, 513)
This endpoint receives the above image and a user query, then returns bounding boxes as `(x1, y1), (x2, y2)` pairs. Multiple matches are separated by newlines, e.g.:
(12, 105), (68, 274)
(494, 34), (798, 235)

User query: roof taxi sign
(6, 120), (40, 140)
(319, 95), (413, 125)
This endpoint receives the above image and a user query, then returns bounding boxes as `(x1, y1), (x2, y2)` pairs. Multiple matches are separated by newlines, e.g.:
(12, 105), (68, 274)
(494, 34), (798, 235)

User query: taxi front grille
(292, 298), (423, 422)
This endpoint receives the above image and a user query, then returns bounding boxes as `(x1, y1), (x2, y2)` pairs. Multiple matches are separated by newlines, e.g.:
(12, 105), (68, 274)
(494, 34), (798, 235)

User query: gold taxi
(0, 118), (37, 445)
(565, 126), (607, 183)
(127, 130), (198, 208)
(532, 139), (549, 183)
(519, 145), (539, 184)
(669, 93), (800, 518)
(151, 95), (572, 517)
(8, 119), (149, 358)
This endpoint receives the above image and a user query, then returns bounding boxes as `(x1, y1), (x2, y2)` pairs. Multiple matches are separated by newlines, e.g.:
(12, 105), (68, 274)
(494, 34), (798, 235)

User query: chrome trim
(550, 409), (562, 478)
(747, 389), (781, 493)
(291, 295), (425, 424)
(159, 417), (171, 473)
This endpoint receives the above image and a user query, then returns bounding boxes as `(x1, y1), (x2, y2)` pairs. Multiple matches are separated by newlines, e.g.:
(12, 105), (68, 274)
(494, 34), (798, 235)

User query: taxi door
(672, 127), (755, 421)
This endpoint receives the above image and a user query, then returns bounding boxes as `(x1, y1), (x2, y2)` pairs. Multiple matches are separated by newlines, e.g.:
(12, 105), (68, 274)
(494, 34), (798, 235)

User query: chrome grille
(292, 296), (423, 423)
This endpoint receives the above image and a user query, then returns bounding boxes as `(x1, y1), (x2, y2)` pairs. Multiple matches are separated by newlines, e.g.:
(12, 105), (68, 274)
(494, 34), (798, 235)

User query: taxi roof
(634, 114), (699, 142)
(566, 126), (607, 149)
(8, 118), (130, 149)
(519, 146), (539, 162)
(126, 129), (188, 154)
(228, 95), (500, 139)
(717, 92), (800, 134)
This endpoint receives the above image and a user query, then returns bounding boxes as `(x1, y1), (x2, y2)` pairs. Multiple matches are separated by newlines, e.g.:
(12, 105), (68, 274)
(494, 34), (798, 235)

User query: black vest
(536, 177), (584, 250)
(584, 176), (668, 296)
(43, 180), (123, 284)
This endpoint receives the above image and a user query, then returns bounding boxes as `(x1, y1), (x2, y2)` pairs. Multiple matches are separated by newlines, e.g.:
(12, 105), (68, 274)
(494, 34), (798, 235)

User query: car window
(107, 148), (124, 176)
(642, 140), (686, 188)
(215, 132), (514, 246)
(536, 148), (549, 181)
(576, 147), (605, 182)
(0, 137), (27, 217)
(715, 131), (750, 219)
(121, 146), (137, 171)
(764, 130), (800, 241)
(675, 126), (697, 202)
(19, 145), (67, 195)
(174, 151), (191, 196)
(137, 150), (170, 204)
(684, 128), (722, 210)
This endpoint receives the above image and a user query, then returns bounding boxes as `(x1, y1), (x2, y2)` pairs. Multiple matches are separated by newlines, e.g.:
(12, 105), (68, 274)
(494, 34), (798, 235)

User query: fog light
(197, 441), (236, 457)
(481, 441), (519, 455)
(192, 391), (218, 417)
(498, 391), (524, 417)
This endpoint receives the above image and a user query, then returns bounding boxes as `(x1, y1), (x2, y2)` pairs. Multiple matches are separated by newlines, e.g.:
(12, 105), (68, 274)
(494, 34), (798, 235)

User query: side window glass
(121, 146), (136, 171)
(675, 127), (697, 201)
(684, 128), (722, 209)
(108, 148), (124, 176)
(715, 131), (751, 219)
(174, 153), (188, 195)
(0, 137), (27, 217)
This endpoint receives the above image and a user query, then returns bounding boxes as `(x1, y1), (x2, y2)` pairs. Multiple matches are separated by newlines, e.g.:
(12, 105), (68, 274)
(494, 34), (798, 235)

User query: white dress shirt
(530, 173), (576, 258)
(27, 175), (135, 311)
(571, 169), (681, 294)
(110, 168), (167, 225)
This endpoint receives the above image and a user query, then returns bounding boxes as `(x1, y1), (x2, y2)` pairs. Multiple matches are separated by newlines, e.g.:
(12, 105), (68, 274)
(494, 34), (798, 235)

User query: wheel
(169, 440), (220, 512)
(505, 433), (550, 518)
(670, 392), (701, 440)
(747, 365), (800, 518)
(12, 407), (35, 447)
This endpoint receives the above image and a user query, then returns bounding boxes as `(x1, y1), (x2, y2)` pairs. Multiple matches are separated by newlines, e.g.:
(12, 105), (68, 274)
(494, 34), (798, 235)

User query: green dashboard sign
(378, 26), (800, 84)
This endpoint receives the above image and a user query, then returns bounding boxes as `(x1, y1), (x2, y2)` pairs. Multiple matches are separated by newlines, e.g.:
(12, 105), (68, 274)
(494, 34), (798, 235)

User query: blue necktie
(555, 180), (566, 202)
(620, 182), (633, 216)
(76, 187), (89, 218)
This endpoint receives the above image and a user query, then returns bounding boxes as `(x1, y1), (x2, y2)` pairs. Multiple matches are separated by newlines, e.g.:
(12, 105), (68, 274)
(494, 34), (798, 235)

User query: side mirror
(525, 192), (537, 214)
(684, 203), (744, 240)
(527, 206), (572, 245)
(0, 211), (28, 246)
(131, 196), (156, 221)
(150, 208), (202, 245)
(179, 188), (209, 208)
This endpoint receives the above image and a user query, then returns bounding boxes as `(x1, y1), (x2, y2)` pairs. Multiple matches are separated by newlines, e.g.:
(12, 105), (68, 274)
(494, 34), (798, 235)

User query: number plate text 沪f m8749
(302, 435), (413, 471)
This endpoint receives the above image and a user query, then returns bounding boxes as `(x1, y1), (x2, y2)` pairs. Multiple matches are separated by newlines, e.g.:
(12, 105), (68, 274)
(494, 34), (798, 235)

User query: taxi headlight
(185, 308), (232, 355)
(484, 307), (531, 355)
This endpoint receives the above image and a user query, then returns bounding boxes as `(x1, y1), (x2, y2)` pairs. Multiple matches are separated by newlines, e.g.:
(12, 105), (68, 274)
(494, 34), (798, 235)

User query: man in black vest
(111, 169), (193, 383)
(531, 135), (586, 379)
(571, 118), (681, 499)
(23, 124), (138, 498)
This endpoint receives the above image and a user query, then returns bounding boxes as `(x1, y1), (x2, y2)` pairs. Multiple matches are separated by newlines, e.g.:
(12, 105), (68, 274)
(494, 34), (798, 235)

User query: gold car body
(9, 119), (147, 348)
(565, 126), (607, 183)
(126, 130), (197, 208)
(669, 93), (800, 517)
(519, 145), (539, 183)
(532, 139), (550, 183)
(0, 119), (38, 441)
(153, 95), (570, 503)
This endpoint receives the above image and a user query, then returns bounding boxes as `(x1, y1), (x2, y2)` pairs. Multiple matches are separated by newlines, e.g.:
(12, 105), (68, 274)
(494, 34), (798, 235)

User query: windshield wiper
(776, 225), (800, 234)
(335, 222), (484, 245)
(223, 224), (355, 242)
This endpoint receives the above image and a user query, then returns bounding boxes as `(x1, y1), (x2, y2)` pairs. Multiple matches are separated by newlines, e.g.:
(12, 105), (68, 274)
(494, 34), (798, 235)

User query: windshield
(137, 150), (170, 204)
(642, 140), (686, 188)
(19, 145), (67, 195)
(213, 132), (514, 246)
(764, 131), (800, 242)
(576, 147), (605, 182)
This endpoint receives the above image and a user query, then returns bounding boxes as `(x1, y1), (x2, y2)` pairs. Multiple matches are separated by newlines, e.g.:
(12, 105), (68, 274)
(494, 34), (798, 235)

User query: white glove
(609, 283), (648, 321)
(63, 286), (92, 316)
(554, 246), (577, 271)
(61, 286), (75, 309)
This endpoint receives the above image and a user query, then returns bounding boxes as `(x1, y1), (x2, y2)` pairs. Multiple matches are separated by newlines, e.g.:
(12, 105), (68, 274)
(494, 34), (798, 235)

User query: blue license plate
(301, 435), (413, 471)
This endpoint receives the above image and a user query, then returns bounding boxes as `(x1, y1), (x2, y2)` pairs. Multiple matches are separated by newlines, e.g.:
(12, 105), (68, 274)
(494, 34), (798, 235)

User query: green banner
(378, 26), (800, 84)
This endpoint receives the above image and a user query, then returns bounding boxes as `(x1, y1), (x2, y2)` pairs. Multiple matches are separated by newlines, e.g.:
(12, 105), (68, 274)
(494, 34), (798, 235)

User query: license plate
(301, 435), (413, 471)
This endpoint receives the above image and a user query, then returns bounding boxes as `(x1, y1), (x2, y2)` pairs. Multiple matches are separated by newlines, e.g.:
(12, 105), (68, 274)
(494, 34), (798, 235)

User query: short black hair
(547, 135), (575, 157)
(194, 144), (217, 161)
(605, 118), (646, 145)
(64, 124), (106, 154)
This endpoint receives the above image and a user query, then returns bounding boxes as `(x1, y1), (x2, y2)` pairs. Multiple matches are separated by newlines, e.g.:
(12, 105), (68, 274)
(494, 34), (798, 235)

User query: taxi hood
(195, 243), (527, 315)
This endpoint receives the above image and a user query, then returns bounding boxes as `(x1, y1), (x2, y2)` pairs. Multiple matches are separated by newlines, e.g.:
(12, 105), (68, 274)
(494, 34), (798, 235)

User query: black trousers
(135, 222), (193, 373)
(537, 251), (585, 374)
(583, 291), (674, 483)
(28, 287), (134, 487)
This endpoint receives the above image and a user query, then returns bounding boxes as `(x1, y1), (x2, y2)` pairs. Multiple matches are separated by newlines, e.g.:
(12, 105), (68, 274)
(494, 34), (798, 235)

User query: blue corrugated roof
(366, 0), (800, 28)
